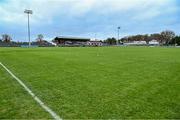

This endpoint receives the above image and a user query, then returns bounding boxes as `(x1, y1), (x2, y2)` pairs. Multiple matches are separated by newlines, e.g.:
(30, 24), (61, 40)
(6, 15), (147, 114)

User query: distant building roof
(55, 36), (90, 41)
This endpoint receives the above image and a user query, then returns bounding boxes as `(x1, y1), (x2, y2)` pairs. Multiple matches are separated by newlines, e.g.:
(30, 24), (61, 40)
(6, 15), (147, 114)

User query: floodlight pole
(27, 13), (31, 47)
(95, 33), (97, 41)
(24, 9), (33, 47)
(117, 26), (120, 45)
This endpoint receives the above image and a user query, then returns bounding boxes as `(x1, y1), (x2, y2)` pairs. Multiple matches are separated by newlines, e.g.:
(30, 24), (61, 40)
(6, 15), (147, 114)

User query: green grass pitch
(0, 47), (180, 119)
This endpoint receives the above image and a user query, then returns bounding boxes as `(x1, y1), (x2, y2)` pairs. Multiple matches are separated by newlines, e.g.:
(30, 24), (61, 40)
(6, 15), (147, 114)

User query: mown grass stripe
(0, 62), (62, 120)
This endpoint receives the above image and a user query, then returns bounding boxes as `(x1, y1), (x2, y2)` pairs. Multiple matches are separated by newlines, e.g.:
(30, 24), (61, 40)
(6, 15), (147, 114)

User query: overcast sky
(0, 0), (180, 41)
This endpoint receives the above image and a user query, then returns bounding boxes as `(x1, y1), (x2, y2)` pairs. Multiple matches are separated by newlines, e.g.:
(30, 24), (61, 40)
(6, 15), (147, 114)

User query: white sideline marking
(0, 62), (62, 120)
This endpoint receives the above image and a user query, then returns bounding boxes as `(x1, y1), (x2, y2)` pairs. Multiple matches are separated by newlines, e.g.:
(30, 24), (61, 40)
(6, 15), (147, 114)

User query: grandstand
(53, 36), (90, 46)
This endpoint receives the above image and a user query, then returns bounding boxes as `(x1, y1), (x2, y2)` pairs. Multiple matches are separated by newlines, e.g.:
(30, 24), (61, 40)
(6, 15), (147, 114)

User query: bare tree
(2, 34), (12, 43)
(161, 30), (175, 45)
(36, 34), (44, 42)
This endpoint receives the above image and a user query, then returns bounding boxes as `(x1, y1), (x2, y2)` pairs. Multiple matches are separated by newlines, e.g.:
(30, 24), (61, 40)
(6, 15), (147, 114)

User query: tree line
(1, 30), (180, 46)
(105, 30), (180, 46)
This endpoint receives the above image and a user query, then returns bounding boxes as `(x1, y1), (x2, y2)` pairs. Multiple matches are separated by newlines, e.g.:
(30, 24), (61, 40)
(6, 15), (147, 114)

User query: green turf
(0, 67), (51, 119)
(0, 47), (180, 119)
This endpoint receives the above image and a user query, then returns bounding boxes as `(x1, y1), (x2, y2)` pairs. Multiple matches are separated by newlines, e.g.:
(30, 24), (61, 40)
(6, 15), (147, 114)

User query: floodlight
(24, 9), (33, 47)
(24, 9), (33, 14)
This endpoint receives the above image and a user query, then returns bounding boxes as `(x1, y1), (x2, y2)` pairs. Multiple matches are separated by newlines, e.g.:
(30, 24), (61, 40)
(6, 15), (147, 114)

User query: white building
(87, 41), (103, 46)
(124, 41), (147, 46)
(149, 40), (159, 46)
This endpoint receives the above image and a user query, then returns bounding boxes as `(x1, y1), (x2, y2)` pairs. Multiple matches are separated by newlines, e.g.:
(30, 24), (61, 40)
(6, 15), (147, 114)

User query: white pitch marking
(0, 62), (62, 120)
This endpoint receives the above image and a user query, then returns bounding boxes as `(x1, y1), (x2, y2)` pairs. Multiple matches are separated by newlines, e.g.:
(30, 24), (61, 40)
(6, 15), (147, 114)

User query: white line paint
(0, 62), (62, 120)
